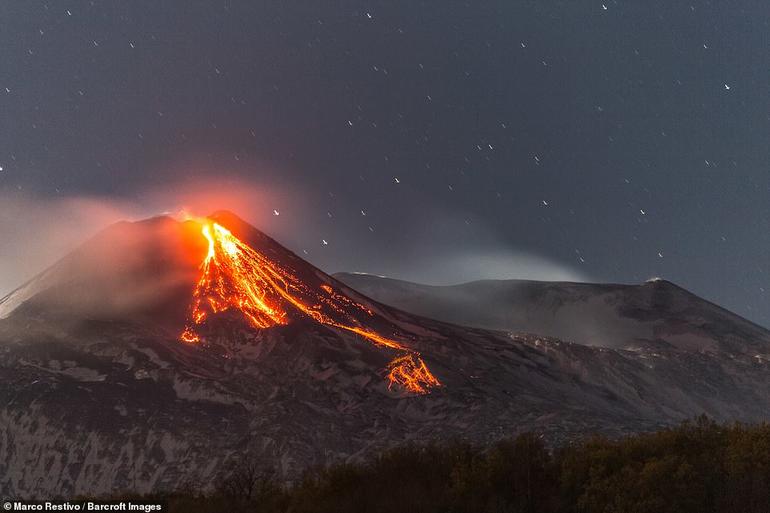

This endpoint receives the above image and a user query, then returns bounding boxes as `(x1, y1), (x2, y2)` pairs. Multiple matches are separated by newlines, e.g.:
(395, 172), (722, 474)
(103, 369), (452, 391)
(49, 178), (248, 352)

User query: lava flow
(180, 219), (440, 394)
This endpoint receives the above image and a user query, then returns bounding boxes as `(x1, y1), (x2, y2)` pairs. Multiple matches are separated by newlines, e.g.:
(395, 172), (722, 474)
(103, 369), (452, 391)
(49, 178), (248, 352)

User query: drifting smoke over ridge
(0, 177), (588, 299)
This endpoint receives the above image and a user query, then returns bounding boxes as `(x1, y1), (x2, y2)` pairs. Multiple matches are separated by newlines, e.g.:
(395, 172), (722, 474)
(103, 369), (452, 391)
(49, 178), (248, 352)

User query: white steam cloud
(392, 249), (588, 285)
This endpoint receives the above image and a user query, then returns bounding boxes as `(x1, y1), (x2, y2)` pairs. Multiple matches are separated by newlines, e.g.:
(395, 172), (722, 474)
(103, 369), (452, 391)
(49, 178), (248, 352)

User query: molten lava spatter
(181, 220), (440, 394)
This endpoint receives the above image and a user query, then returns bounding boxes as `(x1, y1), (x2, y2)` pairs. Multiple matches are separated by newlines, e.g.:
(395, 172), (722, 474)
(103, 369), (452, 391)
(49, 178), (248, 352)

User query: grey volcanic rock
(2, 214), (770, 498)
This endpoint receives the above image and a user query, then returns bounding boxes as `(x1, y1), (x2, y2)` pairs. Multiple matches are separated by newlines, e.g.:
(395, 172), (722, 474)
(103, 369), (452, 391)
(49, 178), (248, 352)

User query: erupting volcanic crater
(0, 210), (442, 393)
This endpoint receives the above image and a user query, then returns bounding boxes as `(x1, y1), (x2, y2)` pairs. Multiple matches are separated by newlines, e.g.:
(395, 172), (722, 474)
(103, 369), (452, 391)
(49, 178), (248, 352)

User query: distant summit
(335, 272), (770, 355)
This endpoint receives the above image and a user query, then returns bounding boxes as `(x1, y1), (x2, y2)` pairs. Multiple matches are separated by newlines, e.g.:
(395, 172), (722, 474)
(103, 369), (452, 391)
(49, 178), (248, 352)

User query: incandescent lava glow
(387, 354), (441, 394)
(180, 219), (440, 394)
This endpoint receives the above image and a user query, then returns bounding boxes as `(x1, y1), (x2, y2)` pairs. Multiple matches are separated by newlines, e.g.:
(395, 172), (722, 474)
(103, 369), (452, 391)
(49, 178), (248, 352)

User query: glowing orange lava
(180, 220), (440, 394)
(387, 354), (442, 394)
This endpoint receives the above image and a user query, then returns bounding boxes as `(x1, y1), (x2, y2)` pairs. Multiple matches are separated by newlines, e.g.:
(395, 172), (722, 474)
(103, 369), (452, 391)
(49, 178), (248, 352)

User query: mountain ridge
(2, 213), (770, 497)
(334, 272), (770, 355)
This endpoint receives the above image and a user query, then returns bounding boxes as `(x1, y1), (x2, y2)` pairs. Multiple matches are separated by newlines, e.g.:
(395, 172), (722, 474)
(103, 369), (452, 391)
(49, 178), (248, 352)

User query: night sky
(2, 2), (770, 326)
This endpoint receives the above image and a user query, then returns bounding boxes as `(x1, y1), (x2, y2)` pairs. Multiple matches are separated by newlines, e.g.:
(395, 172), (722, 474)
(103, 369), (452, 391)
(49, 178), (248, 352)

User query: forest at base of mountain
(81, 416), (770, 513)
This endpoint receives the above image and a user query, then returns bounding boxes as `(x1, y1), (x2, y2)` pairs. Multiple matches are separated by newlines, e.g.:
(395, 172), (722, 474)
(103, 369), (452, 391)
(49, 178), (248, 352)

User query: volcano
(177, 214), (439, 393)
(4, 211), (770, 498)
(0, 212), (440, 394)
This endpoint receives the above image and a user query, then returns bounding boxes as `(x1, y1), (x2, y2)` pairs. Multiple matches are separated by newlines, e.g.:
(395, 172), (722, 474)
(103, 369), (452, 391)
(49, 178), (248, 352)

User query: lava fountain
(180, 219), (440, 394)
